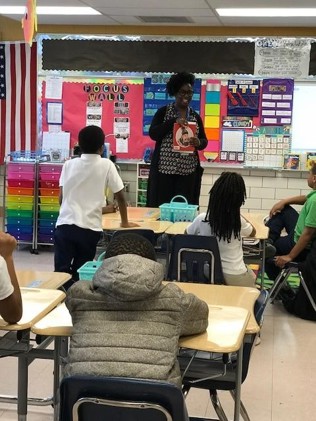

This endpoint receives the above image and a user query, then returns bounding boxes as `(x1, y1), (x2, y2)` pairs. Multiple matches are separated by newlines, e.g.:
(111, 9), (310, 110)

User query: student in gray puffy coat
(65, 233), (209, 387)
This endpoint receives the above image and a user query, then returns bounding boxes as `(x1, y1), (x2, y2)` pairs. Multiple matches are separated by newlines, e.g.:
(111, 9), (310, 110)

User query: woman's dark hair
(205, 172), (247, 242)
(78, 125), (105, 153)
(104, 233), (157, 262)
(166, 72), (195, 96)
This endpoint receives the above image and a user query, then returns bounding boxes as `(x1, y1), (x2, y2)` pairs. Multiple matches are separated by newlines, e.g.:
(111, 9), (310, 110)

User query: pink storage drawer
(39, 164), (62, 173)
(39, 173), (60, 181)
(7, 163), (35, 173)
(7, 172), (35, 181)
(39, 180), (59, 189)
(7, 179), (34, 188)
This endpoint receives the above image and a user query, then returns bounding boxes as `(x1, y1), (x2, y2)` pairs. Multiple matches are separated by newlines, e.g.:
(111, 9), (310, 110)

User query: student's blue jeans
(54, 224), (102, 289)
(265, 205), (309, 280)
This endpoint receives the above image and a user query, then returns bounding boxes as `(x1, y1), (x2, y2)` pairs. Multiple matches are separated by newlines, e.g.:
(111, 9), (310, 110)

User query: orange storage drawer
(39, 188), (59, 197)
(7, 187), (34, 196)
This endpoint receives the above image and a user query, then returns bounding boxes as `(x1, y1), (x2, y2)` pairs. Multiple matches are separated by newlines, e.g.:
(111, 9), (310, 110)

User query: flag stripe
(0, 42), (37, 163)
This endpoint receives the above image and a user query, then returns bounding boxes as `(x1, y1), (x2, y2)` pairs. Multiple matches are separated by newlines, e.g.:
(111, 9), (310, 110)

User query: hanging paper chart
(227, 80), (260, 117)
(260, 78), (294, 126)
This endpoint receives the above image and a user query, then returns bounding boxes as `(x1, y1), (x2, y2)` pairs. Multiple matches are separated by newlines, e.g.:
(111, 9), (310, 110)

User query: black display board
(42, 39), (255, 74)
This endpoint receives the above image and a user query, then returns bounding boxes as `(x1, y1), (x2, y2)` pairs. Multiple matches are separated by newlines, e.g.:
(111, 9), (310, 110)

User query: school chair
(167, 234), (224, 284)
(178, 289), (269, 421)
(59, 375), (209, 421)
(269, 262), (316, 311)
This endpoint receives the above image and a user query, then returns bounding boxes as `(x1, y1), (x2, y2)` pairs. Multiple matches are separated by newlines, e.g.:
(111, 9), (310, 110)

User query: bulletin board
(41, 79), (153, 160)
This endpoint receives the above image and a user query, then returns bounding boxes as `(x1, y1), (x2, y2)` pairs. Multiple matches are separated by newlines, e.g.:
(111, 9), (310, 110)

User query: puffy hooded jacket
(65, 254), (209, 387)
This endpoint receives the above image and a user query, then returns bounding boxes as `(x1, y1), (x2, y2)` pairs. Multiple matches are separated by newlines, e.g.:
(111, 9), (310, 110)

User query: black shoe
(265, 242), (276, 259)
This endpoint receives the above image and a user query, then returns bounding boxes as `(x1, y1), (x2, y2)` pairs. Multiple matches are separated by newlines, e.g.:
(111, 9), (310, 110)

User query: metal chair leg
(230, 390), (251, 421)
(209, 390), (229, 421)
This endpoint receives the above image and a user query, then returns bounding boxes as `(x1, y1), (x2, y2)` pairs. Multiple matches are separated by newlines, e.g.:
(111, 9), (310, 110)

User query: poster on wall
(260, 79), (294, 125)
(254, 38), (311, 78)
(227, 80), (260, 117)
(143, 75), (202, 135)
(42, 79), (151, 159)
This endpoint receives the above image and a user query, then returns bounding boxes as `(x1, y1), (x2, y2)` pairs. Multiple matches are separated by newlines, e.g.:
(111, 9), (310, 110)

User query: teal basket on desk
(77, 252), (106, 280)
(159, 195), (198, 222)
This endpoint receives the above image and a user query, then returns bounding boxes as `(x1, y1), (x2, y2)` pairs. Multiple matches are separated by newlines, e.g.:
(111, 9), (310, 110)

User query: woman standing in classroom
(146, 72), (208, 207)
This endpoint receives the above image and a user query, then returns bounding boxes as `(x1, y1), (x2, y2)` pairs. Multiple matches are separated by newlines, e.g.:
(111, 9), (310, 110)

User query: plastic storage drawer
(7, 164), (35, 173)
(39, 165), (62, 173)
(6, 195), (34, 204)
(6, 225), (33, 234)
(7, 187), (34, 196)
(39, 188), (59, 197)
(37, 234), (54, 243)
(6, 203), (33, 211)
(6, 210), (33, 218)
(6, 217), (33, 226)
(39, 181), (59, 189)
(39, 196), (59, 204)
(7, 179), (34, 188)
(39, 173), (60, 181)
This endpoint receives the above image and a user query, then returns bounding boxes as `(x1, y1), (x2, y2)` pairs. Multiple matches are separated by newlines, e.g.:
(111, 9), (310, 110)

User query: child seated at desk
(0, 232), (22, 324)
(65, 233), (208, 387)
(186, 172), (257, 287)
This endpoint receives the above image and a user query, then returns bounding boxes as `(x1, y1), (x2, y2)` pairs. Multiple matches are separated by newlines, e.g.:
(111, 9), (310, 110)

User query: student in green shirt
(265, 162), (316, 280)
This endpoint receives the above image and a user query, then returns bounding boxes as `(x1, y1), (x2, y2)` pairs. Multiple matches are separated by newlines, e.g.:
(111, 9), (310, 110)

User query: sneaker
(263, 215), (270, 226)
(265, 242), (276, 259)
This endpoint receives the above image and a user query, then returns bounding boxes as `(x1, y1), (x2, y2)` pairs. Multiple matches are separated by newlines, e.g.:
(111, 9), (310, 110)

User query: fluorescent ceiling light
(216, 8), (316, 17)
(0, 6), (100, 15)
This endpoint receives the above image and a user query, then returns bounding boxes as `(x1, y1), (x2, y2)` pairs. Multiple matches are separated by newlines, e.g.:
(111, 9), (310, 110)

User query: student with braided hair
(186, 171), (257, 287)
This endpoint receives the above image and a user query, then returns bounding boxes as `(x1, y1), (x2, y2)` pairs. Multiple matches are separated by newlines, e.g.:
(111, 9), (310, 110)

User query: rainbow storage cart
(4, 154), (37, 251)
(37, 163), (62, 246)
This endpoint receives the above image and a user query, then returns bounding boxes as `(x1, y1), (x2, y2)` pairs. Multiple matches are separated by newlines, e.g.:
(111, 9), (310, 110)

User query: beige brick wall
(118, 162), (310, 214)
(1, 163), (309, 218)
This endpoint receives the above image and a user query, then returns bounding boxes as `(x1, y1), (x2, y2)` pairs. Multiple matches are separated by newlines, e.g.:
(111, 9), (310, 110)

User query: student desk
(102, 206), (160, 222)
(242, 213), (269, 288)
(31, 282), (257, 421)
(0, 288), (66, 421)
(16, 270), (71, 289)
(102, 219), (173, 234)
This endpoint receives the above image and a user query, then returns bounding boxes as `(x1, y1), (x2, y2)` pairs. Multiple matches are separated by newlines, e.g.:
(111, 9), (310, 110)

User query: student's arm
(275, 226), (316, 268)
(58, 186), (63, 205)
(180, 291), (209, 336)
(0, 233), (22, 324)
(269, 195), (306, 218)
(115, 189), (139, 228)
(241, 215), (256, 237)
(148, 107), (176, 141)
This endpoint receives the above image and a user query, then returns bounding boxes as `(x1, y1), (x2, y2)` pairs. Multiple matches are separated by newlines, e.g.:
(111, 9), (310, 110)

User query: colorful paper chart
(204, 80), (221, 153)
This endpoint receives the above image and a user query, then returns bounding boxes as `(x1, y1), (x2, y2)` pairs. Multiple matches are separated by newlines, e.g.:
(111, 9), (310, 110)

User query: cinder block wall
(0, 163), (309, 218)
(118, 163), (310, 214)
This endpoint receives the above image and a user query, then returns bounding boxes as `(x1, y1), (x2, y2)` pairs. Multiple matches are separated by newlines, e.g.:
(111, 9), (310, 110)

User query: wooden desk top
(164, 213), (268, 240)
(32, 302), (72, 337)
(164, 221), (190, 235)
(0, 288), (65, 331)
(32, 302), (249, 354)
(16, 270), (71, 289)
(173, 282), (260, 334)
(102, 219), (173, 234)
(242, 212), (268, 240)
(179, 305), (250, 353)
(102, 207), (160, 222)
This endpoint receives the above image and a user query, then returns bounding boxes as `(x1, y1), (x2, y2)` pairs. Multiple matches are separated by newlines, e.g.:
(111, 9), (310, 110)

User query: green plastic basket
(159, 195), (198, 222)
(77, 252), (105, 280)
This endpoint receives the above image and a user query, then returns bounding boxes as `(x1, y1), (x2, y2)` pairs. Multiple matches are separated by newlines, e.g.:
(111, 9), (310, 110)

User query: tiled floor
(1, 246), (316, 420)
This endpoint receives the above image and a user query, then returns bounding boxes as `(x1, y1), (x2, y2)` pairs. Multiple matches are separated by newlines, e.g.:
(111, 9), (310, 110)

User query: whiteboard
(292, 82), (316, 152)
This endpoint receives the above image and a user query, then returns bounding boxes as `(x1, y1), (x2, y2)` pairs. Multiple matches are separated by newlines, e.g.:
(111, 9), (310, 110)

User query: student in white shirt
(186, 172), (257, 287)
(54, 125), (138, 288)
(0, 232), (22, 324)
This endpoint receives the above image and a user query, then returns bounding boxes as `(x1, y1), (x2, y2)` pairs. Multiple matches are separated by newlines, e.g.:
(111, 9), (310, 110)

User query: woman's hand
(189, 137), (201, 148)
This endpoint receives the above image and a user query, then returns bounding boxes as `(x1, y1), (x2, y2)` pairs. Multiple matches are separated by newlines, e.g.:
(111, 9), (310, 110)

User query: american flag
(0, 42), (37, 163)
